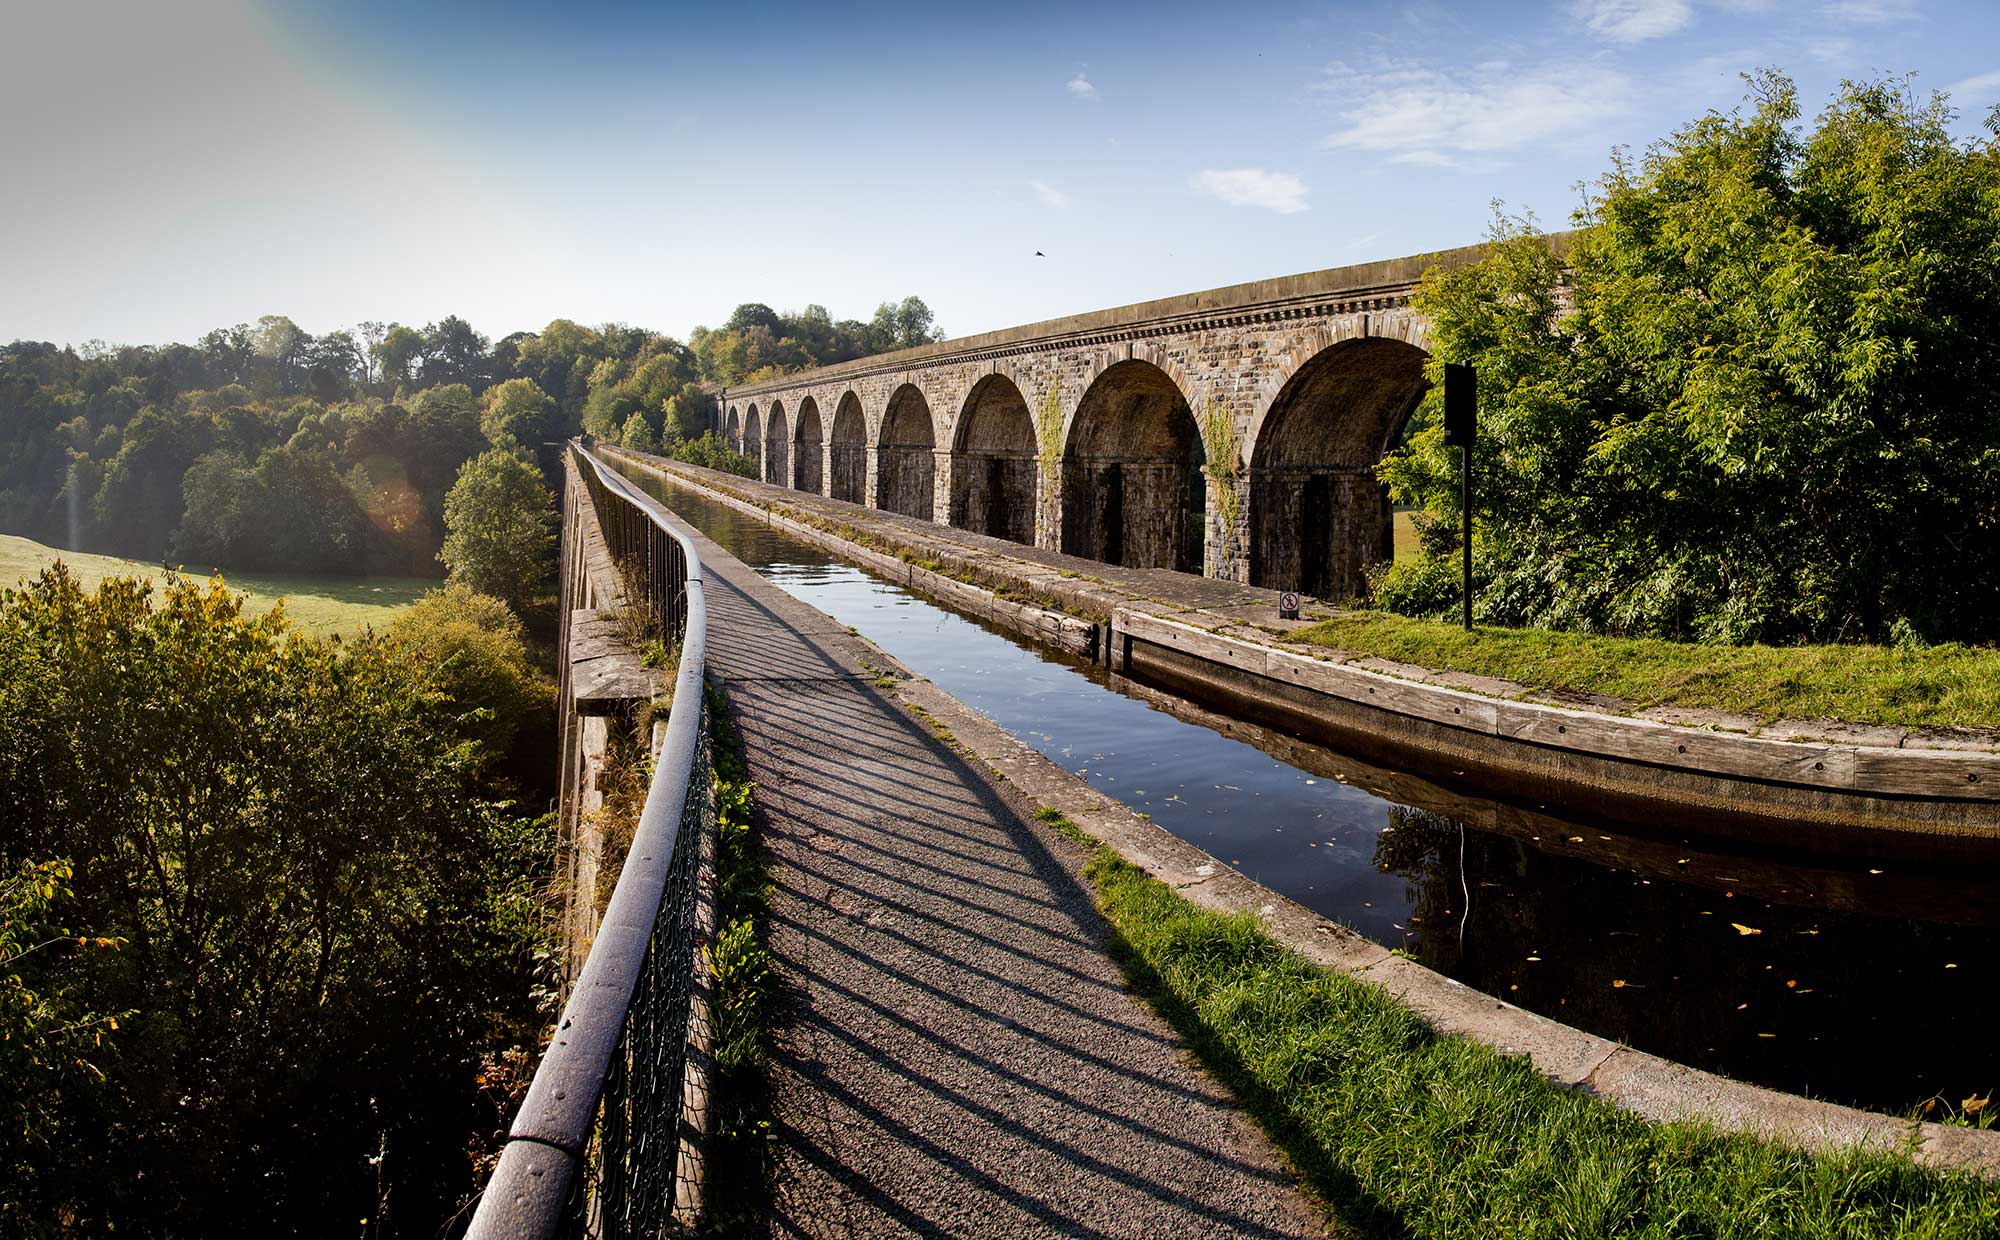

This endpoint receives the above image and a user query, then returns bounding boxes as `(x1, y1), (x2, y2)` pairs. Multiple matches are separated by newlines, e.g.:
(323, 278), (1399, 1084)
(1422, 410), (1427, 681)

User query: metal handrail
(468, 444), (709, 1238)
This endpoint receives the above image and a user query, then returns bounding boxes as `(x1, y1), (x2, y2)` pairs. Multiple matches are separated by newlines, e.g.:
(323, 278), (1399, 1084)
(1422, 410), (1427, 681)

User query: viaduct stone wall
(715, 241), (1508, 600)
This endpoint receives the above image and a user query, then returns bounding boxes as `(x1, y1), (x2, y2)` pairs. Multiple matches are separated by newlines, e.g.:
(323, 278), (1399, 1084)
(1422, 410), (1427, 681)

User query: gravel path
(671, 512), (1325, 1239)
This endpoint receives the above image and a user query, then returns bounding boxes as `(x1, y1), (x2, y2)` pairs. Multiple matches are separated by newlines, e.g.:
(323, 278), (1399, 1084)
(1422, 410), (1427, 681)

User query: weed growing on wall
(701, 685), (775, 1232)
(1199, 398), (1241, 538)
(1036, 376), (1064, 482)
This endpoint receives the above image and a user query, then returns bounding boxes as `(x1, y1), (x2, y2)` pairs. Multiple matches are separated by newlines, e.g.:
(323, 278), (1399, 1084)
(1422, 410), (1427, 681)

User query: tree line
(0, 295), (940, 577)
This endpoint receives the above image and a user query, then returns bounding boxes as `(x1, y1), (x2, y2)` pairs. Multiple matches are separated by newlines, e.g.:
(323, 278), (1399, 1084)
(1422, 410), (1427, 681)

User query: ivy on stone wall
(1199, 398), (1241, 537)
(1035, 377), (1064, 481)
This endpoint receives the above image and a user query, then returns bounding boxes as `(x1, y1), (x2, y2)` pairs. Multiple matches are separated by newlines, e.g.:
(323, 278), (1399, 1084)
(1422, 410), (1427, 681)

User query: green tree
(384, 584), (554, 788)
(1380, 73), (2000, 644)
(0, 568), (548, 1235)
(620, 410), (659, 453)
(439, 449), (557, 608)
(481, 377), (557, 449)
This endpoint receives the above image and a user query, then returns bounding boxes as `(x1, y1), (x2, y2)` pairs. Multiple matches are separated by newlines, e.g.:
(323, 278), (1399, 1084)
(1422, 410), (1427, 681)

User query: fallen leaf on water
(1611, 980), (1628, 988)
(1736, 1003), (1749, 1010)
(1757, 1033), (1777, 1039)
(1869, 868), (1883, 875)
(1785, 980), (1797, 988)
(1731, 923), (1762, 936)
(1945, 963), (1959, 969)
(1797, 988), (1814, 994)
(1677, 858), (1690, 865)
(1526, 956), (1542, 962)
(1568, 836), (1584, 843)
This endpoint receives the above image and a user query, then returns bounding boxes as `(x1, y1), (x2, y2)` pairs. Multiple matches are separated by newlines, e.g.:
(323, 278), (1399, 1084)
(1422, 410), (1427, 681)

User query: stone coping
(602, 450), (2000, 817)
(633, 462), (2000, 1176)
(718, 235), (1575, 398)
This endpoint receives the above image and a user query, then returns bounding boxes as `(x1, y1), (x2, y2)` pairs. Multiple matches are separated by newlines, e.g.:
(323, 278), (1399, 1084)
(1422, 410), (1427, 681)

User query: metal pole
(1461, 443), (1472, 632)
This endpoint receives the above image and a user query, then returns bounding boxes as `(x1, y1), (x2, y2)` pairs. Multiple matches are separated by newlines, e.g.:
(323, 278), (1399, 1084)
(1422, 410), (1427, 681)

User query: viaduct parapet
(716, 240), (1518, 599)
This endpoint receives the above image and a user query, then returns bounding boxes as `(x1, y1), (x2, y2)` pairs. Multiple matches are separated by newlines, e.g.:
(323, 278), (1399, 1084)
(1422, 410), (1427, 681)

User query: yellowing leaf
(1731, 923), (1762, 936)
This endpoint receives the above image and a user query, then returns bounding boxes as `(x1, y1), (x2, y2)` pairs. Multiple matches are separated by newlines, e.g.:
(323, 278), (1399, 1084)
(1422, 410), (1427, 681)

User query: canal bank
(604, 447), (2000, 860)
(599, 448), (2000, 1176)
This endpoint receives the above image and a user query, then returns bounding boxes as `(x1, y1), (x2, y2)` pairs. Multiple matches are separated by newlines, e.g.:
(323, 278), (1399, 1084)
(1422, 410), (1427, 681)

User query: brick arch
(764, 399), (791, 487)
(742, 403), (763, 475)
(949, 372), (1037, 546)
(1243, 318), (1432, 601)
(793, 395), (824, 493)
(828, 389), (867, 503)
(1060, 340), (1199, 450)
(1059, 355), (1205, 573)
(875, 382), (936, 520)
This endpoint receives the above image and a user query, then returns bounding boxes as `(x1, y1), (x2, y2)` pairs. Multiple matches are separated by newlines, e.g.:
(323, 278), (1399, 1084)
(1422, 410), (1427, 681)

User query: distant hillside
(0, 533), (427, 636)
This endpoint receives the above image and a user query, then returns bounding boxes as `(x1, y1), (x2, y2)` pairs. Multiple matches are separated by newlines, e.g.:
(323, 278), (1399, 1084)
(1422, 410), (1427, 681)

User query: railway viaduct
(715, 241), (1500, 600)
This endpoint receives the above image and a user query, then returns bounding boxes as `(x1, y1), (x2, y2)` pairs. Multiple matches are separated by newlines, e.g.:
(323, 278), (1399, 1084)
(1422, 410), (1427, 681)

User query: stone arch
(875, 384), (936, 519)
(948, 374), (1036, 545)
(1247, 335), (1429, 600)
(793, 396), (824, 494)
(765, 400), (790, 487)
(1061, 359), (1204, 572)
(742, 404), (763, 475)
(724, 405), (741, 453)
(829, 391), (866, 503)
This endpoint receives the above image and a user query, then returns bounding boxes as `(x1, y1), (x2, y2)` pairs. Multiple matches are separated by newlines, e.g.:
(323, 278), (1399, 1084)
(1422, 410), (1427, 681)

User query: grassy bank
(1287, 612), (2000, 733)
(1040, 809), (1998, 1237)
(1, 533), (430, 636)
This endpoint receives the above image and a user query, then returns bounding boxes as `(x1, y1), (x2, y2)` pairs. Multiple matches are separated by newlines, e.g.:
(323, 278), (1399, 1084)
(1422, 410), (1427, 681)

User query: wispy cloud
(1066, 73), (1099, 101)
(1320, 58), (1627, 167)
(1571, 0), (1693, 43)
(1819, 0), (1917, 24)
(1189, 168), (1308, 214)
(1946, 69), (2000, 106)
(1029, 178), (1070, 208)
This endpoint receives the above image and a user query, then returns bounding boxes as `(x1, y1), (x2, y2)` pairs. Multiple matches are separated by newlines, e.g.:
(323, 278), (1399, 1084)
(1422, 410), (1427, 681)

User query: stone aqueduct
(715, 243), (1486, 600)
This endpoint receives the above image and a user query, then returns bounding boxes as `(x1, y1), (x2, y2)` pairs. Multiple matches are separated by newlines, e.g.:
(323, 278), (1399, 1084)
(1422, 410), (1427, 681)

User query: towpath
(660, 505), (1323, 1239)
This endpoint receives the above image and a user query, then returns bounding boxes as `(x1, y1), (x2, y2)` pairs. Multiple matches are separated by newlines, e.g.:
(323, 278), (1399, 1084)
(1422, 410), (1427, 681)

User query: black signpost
(1442, 363), (1476, 631)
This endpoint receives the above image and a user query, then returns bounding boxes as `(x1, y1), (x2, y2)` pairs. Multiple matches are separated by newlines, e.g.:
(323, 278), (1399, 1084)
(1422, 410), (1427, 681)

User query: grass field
(1, 534), (434, 637)
(1392, 507), (1419, 561)
(1288, 610), (2000, 732)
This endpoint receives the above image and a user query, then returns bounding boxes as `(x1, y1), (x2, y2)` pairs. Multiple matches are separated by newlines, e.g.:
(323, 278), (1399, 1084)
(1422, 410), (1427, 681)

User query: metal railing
(468, 444), (710, 1239)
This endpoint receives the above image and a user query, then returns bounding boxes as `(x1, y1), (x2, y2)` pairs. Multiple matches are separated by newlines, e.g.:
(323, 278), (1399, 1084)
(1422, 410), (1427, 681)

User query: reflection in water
(618, 462), (1998, 1115)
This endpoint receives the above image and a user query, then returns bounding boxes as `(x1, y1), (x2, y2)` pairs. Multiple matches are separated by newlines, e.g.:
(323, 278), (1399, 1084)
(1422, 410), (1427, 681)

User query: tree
(371, 324), (425, 391)
(418, 316), (490, 388)
(384, 584), (554, 787)
(439, 449), (557, 608)
(0, 568), (548, 1235)
(619, 410), (659, 453)
(1379, 72), (2000, 645)
(481, 377), (557, 449)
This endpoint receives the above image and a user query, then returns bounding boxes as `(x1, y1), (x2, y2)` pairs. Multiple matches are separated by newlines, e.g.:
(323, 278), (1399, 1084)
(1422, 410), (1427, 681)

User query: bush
(0, 568), (549, 1236)
(382, 583), (556, 790)
(1385, 73), (2000, 644)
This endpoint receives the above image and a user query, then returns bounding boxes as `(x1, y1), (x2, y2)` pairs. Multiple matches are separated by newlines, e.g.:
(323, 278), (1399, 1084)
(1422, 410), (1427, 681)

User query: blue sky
(4, 0), (1995, 348)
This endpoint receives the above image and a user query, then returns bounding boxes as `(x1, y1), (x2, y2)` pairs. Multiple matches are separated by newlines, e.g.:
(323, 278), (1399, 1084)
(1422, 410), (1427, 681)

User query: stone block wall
(711, 250), (1449, 601)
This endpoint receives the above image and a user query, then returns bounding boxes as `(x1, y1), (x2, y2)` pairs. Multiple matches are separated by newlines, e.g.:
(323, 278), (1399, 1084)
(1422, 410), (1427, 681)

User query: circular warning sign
(1278, 591), (1301, 619)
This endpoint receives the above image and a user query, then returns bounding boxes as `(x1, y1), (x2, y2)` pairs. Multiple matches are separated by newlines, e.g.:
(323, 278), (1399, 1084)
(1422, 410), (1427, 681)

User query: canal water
(617, 463), (1998, 1118)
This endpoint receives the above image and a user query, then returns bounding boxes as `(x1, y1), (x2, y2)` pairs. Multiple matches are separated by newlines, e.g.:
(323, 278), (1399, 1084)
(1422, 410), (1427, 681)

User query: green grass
(1066, 827), (1999, 1238)
(0, 534), (432, 637)
(1287, 611), (2000, 732)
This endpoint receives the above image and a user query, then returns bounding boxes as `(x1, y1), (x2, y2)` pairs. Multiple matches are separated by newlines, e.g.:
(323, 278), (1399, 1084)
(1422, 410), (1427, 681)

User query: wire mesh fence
(467, 444), (711, 1240)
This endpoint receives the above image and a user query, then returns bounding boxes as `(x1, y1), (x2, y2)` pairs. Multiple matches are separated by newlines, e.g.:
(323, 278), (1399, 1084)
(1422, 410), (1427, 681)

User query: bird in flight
(1035, 251), (1045, 257)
